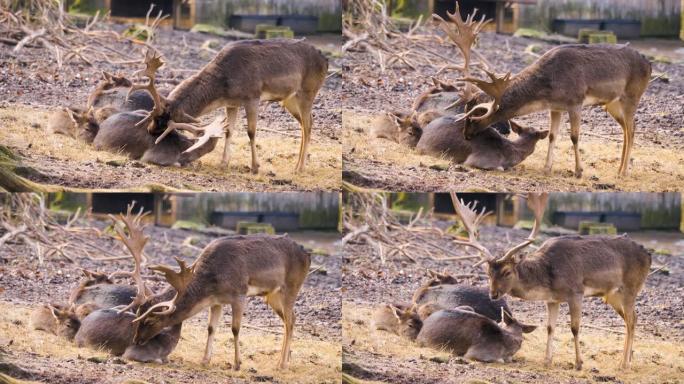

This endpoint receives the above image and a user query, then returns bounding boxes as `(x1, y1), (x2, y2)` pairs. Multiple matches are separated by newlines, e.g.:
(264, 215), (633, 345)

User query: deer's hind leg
(464, 343), (504, 363)
(230, 298), (245, 371)
(618, 98), (638, 178)
(568, 295), (584, 370)
(604, 291), (636, 370)
(266, 289), (296, 370)
(282, 91), (315, 173)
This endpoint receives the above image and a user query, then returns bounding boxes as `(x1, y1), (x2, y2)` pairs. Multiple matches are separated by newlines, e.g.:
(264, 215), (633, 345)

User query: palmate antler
(132, 256), (195, 323)
(432, 3), (491, 105)
(458, 69), (513, 121)
(449, 192), (495, 266)
(107, 203), (151, 314)
(450, 193), (548, 267)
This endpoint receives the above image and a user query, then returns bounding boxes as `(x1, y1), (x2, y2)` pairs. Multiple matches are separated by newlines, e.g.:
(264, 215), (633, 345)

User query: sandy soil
(341, 29), (684, 192)
(0, 27), (342, 191)
(0, 218), (342, 383)
(341, 220), (684, 384)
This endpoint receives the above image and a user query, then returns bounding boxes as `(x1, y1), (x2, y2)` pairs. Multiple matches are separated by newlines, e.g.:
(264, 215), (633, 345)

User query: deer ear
(537, 129), (550, 140)
(513, 252), (527, 264)
(102, 71), (112, 81)
(389, 305), (403, 320)
(521, 323), (537, 333)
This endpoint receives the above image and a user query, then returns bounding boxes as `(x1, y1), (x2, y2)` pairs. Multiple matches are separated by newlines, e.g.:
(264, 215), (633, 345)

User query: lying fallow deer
(412, 270), (513, 324)
(68, 269), (137, 318)
(416, 307), (536, 363)
(455, 44), (652, 178)
(73, 205), (181, 363)
(30, 303), (80, 341)
(130, 233), (311, 370)
(450, 192), (652, 370)
(47, 72), (157, 143)
(130, 40), (328, 174)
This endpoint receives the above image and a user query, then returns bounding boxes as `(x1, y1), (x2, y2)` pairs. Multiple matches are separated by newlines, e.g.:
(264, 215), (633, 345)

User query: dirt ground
(341, 220), (684, 384)
(0, 27), (342, 192)
(341, 29), (684, 192)
(0, 218), (342, 383)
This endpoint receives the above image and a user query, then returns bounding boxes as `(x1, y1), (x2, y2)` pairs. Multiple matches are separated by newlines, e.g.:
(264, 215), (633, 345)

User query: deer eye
(502, 270), (512, 278)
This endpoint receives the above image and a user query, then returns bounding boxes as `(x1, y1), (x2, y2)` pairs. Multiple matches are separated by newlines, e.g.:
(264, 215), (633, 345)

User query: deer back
(188, 234), (311, 298)
(69, 283), (138, 311)
(490, 235), (652, 301)
(75, 308), (136, 355)
(412, 284), (511, 324)
(167, 39), (328, 118)
(416, 308), (528, 361)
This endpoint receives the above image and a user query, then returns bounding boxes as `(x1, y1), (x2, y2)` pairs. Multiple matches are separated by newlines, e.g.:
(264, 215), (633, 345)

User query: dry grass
(1, 302), (340, 384)
(0, 105), (341, 191)
(343, 303), (684, 384)
(343, 111), (684, 191)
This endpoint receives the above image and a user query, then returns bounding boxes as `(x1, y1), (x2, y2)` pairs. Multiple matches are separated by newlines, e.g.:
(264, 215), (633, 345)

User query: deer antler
(432, 4), (491, 103)
(155, 115), (225, 149)
(449, 192), (495, 266)
(127, 49), (166, 133)
(458, 69), (512, 121)
(107, 203), (151, 314)
(148, 256), (194, 295)
(499, 193), (548, 262)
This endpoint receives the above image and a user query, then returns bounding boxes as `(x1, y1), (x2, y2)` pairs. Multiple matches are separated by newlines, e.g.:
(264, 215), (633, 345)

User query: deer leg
(621, 297), (637, 370)
(222, 107), (238, 166)
(294, 92), (314, 174)
(618, 100), (637, 178)
(266, 290), (295, 370)
(230, 299), (245, 371)
(244, 101), (260, 174)
(568, 296), (584, 370)
(201, 305), (222, 365)
(568, 108), (583, 178)
(544, 301), (560, 367)
(543, 111), (562, 174)
(605, 100), (628, 176)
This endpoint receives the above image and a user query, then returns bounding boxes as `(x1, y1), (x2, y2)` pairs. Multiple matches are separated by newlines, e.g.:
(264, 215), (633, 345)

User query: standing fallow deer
(130, 233), (311, 371)
(130, 39), (328, 174)
(450, 193), (652, 370)
(453, 44), (652, 178)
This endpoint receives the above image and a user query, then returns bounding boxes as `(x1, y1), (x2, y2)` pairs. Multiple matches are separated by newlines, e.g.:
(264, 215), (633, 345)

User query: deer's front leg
(568, 296), (584, 370)
(544, 111), (562, 174)
(568, 108), (584, 178)
(202, 305), (223, 365)
(244, 101), (260, 174)
(222, 107), (238, 166)
(544, 301), (560, 367)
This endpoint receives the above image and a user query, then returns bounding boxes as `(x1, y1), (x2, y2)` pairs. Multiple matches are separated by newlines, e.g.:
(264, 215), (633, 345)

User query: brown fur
(488, 234), (652, 370)
(416, 308), (536, 363)
(371, 303), (422, 340)
(464, 44), (651, 177)
(417, 117), (548, 170)
(133, 234), (311, 370)
(29, 303), (80, 341)
(158, 39), (328, 173)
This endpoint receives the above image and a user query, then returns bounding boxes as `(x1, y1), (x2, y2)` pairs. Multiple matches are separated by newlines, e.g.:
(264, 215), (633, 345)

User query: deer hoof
(201, 358), (211, 367)
(575, 361), (583, 370)
(543, 359), (553, 368)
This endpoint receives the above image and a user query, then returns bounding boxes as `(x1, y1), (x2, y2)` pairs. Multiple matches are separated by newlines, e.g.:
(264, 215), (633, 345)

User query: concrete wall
(518, 0), (681, 37)
(174, 192), (340, 230)
(194, 0), (342, 31)
(542, 193), (682, 230)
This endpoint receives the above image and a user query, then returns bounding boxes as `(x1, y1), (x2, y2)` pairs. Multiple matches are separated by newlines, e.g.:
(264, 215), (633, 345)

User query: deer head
(449, 193), (548, 299)
(126, 49), (218, 146)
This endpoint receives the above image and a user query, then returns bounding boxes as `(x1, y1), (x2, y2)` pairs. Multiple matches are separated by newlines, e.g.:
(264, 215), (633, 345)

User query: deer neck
(502, 134), (539, 167)
(167, 72), (223, 118)
(509, 258), (553, 301)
